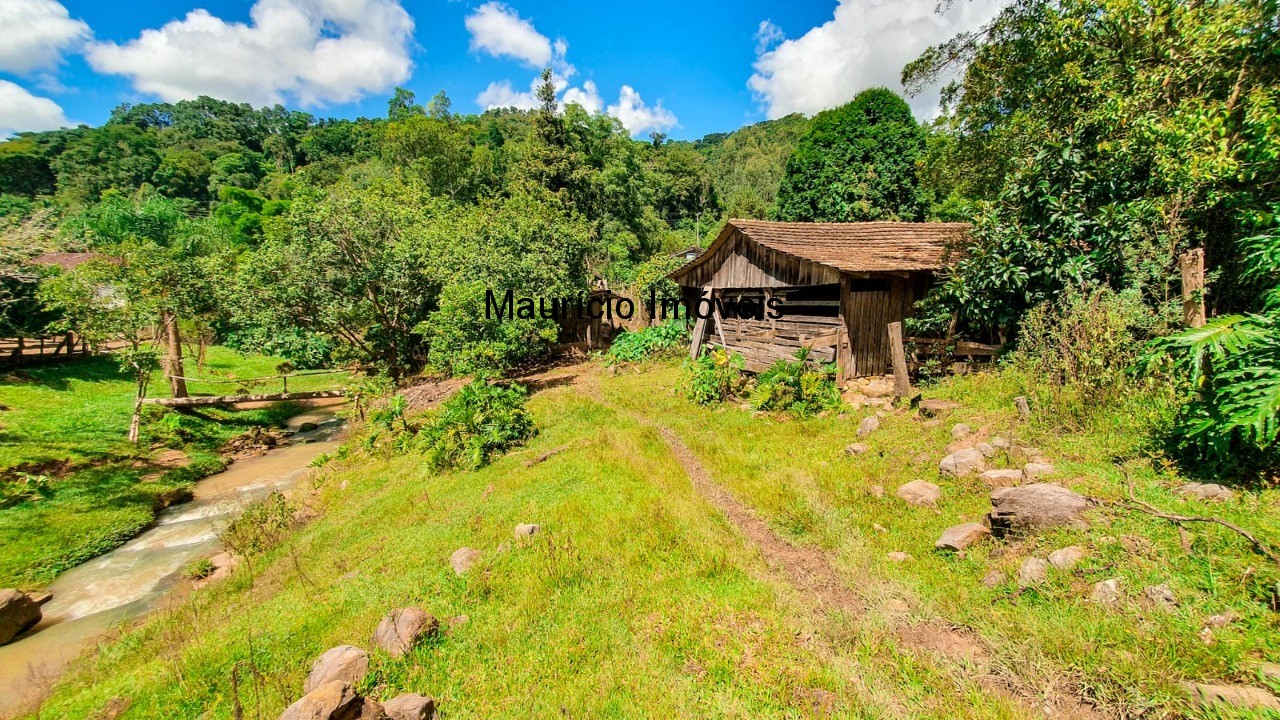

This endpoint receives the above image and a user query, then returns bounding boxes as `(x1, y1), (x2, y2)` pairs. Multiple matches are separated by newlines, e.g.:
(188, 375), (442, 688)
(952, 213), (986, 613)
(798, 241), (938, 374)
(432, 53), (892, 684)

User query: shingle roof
(678, 219), (969, 278)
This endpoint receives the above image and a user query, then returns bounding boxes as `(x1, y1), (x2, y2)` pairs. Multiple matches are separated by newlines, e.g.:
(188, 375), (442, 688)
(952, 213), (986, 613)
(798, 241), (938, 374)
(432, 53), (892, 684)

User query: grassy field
(0, 348), (346, 588)
(29, 359), (1280, 718)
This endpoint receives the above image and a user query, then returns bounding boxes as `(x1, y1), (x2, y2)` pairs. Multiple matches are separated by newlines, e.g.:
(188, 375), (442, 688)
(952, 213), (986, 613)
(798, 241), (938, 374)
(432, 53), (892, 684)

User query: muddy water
(0, 406), (346, 719)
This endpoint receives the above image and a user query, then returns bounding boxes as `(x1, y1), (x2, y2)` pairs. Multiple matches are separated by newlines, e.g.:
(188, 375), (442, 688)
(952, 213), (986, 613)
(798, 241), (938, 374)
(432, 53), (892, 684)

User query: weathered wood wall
(706, 313), (842, 373)
(838, 275), (929, 377)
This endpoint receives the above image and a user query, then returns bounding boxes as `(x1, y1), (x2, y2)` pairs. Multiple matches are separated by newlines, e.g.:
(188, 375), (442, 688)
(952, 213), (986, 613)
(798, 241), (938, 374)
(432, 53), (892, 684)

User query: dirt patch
(401, 377), (467, 415)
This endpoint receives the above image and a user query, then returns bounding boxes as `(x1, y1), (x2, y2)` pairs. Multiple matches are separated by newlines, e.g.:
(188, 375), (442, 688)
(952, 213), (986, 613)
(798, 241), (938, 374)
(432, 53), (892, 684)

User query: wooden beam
(888, 321), (911, 398)
(689, 314), (708, 359)
(143, 390), (345, 408)
(1180, 248), (1206, 328)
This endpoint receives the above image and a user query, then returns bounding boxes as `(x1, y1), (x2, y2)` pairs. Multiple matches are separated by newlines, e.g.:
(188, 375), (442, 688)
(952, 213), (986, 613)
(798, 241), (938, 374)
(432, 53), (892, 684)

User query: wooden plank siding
(706, 314), (842, 373)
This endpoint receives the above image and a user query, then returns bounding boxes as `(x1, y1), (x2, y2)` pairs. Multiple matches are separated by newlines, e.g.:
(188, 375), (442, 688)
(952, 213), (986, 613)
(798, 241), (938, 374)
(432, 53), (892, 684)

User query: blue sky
(0, 0), (1004, 140)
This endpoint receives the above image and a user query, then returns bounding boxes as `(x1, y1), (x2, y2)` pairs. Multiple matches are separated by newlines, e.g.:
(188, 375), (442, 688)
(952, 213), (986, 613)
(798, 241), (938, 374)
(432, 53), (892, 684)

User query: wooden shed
(669, 219), (968, 379)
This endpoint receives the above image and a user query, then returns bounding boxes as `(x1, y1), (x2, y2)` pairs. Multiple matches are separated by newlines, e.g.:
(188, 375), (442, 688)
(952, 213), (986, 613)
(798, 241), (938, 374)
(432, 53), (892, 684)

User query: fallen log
(143, 390), (345, 407)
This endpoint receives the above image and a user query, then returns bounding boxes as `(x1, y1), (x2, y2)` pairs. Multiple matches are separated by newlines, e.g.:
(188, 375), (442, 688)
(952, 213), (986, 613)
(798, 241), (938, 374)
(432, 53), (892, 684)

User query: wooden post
(689, 314), (708, 359)
(887, 322), (911, 398)
(1180, 249), (1206, 328)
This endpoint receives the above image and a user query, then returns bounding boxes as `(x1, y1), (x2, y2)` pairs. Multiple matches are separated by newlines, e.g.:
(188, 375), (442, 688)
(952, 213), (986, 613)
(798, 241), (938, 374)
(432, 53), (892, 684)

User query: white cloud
(562, 80), (601, 115)
(476, 79), (539, 111)
(0, 80), (71, 137)
(476, 76), (674, 136)
(754, 19), (784, 56)
(748, 0), (1005, 120)
(85, 0), (415, 107)
(0, 0), (89, 74)
(467, 5), (676, 136)
(465, 2), (551, 67)
(607, 85), (676, 135)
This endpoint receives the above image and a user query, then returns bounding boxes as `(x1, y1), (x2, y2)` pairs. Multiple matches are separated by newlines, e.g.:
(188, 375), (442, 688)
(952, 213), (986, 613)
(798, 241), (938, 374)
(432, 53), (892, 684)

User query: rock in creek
(0, 588), (41, 645)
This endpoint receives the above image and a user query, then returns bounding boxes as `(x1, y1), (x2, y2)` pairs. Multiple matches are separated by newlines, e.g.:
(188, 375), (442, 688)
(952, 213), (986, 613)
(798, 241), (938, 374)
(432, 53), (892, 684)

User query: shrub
(605, 321), (688, 365)
(0, 473), (53, 508)
(1009, 285), (1174, 427)
(221, 492), (293, 557)
(416, 380), (536, 470)
(421, 280), (560, 377)
(748, 348), (842, 416)
(681, 348), (745, 405)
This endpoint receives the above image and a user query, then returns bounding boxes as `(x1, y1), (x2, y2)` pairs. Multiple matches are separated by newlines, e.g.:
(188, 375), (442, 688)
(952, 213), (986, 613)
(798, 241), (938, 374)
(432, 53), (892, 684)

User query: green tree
(775, 90), (925, 222)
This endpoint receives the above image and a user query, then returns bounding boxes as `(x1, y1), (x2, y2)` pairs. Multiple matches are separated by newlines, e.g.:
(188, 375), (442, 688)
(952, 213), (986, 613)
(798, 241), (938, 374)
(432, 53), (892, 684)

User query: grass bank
(30, 360), (1280, 718)
(0, 348), (346, 588)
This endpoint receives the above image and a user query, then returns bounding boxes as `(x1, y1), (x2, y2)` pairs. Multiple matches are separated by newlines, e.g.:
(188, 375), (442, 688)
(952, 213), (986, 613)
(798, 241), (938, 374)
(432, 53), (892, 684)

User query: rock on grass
(988, 484), (1089, 536)
(896, 480), (941, 508)
(304, 645), (370, 693)
(935, 523), (990, 551)
(382, 693), (437, 720)
(939, 449), (985, 478)
(373, 608), (439, 658)
(0, 589), (42, 645)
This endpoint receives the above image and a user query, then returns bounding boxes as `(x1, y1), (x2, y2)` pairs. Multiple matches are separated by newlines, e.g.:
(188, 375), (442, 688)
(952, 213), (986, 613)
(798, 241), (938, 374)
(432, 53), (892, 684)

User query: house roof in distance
(670, 219), (970, 284)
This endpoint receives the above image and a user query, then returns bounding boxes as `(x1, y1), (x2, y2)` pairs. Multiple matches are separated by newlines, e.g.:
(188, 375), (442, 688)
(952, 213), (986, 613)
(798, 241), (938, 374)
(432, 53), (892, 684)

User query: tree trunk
(163, 312), (189, 398)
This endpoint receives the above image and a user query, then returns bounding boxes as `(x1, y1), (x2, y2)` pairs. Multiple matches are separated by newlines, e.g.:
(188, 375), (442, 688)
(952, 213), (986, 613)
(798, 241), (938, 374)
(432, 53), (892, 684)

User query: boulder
(1177, 483), (1235, 502)
(975, 442), (997, 458)
(856, 416), (880, 437)
(951, 423), (972, 439)
(1144, 583), (1178, 611)
(990, 436), (1010, 449)
(1022, 462), (1055, 480)
(844, 443), (869, 456)
(0, 588), (42, 645)
(373, 608), (439, 658)
(896, 480), (942, 508)
(304, 646), (370, 694)
(514, 523), (540, 538)
(1047, 546), (1086, 571)
(1182, 682), (1280, 711)
(450, 547), (481, 575)
(886, 552), (911, 563)
(939, 448), (986, 478)
(1017, 557), (1049, 587)
(279, 680), (366, 720)
(918, 399), (960, 417)
(862, 379), (895, 399)
(155, 487), (194, 510)
(988, 484), (1089, 536)
(381, 693), (437, 720)
(980, 469), (1023, 489)
(298, 422), (321, 433)
(935, 523), (990, 552)
(944, 440), (974, 455)
(1090, 578), (1123, 604)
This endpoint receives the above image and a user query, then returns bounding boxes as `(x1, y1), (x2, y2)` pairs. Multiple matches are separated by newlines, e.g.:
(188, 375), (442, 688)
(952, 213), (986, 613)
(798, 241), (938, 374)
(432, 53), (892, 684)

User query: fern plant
(1139, 215), (1280, 472)
(415, 380), (536, 470)
(749, 348), (842, 417)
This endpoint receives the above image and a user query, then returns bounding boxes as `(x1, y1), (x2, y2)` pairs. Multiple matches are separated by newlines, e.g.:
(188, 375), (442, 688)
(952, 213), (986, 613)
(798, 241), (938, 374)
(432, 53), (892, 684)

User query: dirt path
(653, 423), (1105, 720)
(658, 427), (864, 615)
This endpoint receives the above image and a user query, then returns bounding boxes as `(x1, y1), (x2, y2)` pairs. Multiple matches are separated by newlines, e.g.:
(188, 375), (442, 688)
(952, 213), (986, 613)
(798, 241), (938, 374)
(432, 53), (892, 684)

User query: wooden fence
(0, 334), (90, 369)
